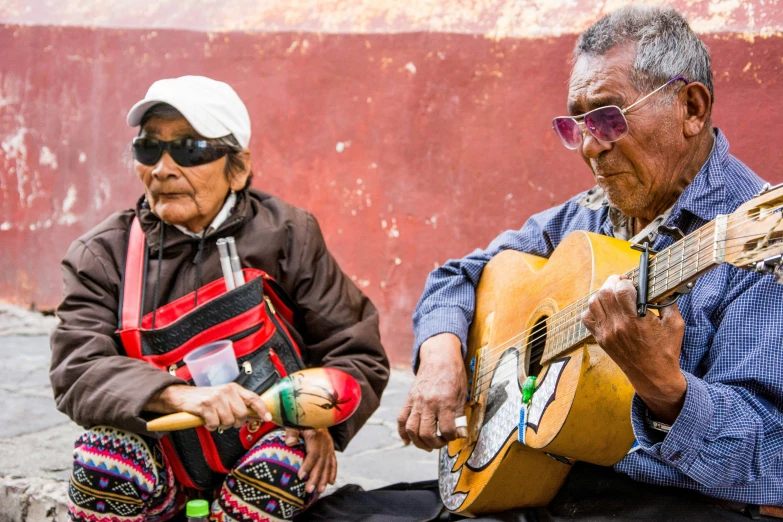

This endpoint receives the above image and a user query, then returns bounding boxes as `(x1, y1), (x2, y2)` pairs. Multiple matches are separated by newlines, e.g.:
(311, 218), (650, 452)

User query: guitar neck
(541, 217), (727, 364)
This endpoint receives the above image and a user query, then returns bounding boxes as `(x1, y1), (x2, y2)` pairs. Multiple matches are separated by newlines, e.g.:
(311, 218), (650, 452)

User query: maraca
(147, 367), (361, 432)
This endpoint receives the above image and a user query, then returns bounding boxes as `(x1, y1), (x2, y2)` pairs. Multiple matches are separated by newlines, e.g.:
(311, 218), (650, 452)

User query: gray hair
(139, 103), (249, 181)
(575, 5), (714, 106)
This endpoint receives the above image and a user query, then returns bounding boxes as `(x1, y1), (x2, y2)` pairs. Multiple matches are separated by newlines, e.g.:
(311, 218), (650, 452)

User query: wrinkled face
(568, 44), (686, 218)
(136, 117), (233, 233)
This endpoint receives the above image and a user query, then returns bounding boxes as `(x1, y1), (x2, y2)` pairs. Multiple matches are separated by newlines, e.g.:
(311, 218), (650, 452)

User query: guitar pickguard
(439, 449), (468, 510)
(466, 348), (522, 470)
(526, 357), (569, 433)
(439, 347), (523, 510)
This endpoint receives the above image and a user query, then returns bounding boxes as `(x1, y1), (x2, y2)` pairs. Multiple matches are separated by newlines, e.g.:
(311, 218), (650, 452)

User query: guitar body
(439, 231), (641, 515)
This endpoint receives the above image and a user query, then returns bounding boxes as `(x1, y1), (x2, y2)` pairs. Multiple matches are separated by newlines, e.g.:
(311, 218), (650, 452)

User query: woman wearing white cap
(50, 76), (389, 521)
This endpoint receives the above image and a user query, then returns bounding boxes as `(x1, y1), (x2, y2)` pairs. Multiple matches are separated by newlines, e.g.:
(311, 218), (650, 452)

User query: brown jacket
(50, 189), (389, 450)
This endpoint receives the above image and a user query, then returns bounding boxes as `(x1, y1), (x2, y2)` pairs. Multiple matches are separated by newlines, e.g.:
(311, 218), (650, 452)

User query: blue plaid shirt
(413, 129), (783, 505)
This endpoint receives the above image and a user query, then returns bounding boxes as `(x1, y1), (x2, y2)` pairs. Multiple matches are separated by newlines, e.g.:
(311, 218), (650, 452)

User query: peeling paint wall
(1, 1), (783, 365)
(2, 0), (783, 36)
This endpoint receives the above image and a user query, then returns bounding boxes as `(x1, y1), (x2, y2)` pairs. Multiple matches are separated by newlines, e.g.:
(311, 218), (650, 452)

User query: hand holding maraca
(146, 382), (273, 432)
(146, 367), (360, 495)
(146, 367), (362, 432)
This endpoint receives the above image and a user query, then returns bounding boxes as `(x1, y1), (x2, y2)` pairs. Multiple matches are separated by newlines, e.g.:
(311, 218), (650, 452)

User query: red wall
(1, 8), (783, 365)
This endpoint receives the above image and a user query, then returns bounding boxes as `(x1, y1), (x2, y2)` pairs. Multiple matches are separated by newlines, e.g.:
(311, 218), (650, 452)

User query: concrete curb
(0, 477), (69, 522)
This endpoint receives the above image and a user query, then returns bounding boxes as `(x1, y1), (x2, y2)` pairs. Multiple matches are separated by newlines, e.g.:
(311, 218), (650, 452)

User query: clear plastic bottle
(186, 499), (210, 522)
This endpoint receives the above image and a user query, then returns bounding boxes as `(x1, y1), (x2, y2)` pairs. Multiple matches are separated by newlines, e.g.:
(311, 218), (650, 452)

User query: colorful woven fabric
(69, 426), (184, 522)
(68, 427), (315, 522)
(211, 430), (317, 522)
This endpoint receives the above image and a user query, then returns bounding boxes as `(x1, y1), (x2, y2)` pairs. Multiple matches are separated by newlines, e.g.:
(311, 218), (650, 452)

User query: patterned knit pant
(68, 426), (316, 522)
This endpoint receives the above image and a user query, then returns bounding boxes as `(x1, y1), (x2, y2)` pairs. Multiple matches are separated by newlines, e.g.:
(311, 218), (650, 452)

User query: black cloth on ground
(296, 463), (771, 522)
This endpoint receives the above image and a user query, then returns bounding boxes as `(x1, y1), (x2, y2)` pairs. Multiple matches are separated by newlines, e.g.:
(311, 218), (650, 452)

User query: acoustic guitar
(439, 183), (783, 516)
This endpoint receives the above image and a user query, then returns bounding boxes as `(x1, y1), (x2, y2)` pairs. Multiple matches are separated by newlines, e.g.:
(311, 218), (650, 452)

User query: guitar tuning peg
(755, 182), (772, 197)
(754, 181), (783, 197)
(754, 255), (783, 281)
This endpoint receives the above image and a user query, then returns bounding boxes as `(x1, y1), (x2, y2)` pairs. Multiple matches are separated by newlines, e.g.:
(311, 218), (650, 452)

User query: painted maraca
(147, 367), (361, 432)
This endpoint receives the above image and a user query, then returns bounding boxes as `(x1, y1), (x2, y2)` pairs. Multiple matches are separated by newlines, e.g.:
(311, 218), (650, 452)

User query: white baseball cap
(127, 76), (251, 148)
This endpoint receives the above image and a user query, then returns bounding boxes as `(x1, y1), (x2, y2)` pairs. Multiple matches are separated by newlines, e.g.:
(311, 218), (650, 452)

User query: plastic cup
(183, 340), (240, 387)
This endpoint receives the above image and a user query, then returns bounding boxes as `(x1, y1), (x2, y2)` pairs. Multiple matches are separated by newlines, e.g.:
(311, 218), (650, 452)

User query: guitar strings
(469, 230), (783, 398)
(468, 204), (783, 374)
(468, 219), (726, 381)
(470, 244), (727, 395)
(470, 240), (783, 400)
(470, 232), (783, 397)
(466, 204), (783, 396)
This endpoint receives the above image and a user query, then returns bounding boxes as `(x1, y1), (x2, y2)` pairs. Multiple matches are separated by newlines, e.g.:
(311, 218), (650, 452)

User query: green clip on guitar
(147, 367), (362, 432)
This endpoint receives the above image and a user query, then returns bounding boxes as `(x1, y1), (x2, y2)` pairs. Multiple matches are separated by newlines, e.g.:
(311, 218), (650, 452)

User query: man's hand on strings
(581, 274), (687, 424)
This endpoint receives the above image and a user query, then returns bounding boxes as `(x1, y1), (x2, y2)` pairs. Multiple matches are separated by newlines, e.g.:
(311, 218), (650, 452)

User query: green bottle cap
(522, 376), (537, 405)
(186, 499), (210, 518)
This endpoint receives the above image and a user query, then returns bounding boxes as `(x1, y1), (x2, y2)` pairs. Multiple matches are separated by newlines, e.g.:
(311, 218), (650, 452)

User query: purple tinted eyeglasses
(552, 76), (690, 150)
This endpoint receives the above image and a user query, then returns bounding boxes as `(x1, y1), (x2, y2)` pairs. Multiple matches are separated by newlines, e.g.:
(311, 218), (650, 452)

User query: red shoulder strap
(118, 217), (146, 359)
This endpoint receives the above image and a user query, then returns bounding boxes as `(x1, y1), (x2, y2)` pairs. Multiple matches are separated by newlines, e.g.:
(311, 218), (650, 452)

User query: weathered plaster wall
(1, 1), (782, 365)
(3, 0), (783, 36)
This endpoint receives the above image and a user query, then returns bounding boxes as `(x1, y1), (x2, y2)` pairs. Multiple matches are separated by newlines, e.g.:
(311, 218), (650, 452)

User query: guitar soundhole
(526, 316), (547, 377)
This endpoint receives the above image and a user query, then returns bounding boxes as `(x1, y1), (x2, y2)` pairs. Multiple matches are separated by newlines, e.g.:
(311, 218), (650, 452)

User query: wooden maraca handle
(148, 411), (211, 431)
(146, 367), (361, 432)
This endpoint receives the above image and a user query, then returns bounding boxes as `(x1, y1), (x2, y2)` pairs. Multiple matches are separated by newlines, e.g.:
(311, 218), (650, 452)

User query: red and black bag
(116, 217), (305, 490)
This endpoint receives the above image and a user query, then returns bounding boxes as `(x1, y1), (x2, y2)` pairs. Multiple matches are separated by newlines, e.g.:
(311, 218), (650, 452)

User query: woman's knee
(70, 426), (161, 509)
(212, 430), (317, 521)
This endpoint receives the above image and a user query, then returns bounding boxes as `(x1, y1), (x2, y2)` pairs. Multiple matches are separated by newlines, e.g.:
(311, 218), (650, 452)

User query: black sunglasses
(132, 137), (233, 167)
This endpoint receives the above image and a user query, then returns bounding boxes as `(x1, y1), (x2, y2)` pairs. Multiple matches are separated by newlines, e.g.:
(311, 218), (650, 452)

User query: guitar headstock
(724, 183), (783, 283)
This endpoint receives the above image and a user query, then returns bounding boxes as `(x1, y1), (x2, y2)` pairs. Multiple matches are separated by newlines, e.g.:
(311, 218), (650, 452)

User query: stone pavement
(0, 331), (437, 522)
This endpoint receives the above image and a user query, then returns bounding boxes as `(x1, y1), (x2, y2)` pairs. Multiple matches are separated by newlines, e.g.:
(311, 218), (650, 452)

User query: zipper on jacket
(264, 296), (276, 315)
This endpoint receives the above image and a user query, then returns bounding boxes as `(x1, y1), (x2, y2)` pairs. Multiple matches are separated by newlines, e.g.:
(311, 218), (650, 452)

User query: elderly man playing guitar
(398, 5), (783, 520)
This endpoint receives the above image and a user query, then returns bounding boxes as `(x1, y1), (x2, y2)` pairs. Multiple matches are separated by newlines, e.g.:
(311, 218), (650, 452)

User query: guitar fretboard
(540, 218), (725, 364)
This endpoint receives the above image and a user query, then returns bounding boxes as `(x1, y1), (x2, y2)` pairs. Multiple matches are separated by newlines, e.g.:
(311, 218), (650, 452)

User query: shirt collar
(174, 191), (237, 239)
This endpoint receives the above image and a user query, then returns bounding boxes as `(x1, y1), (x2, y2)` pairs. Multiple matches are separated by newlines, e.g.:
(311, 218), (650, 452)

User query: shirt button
(669, 451), (682, 462)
